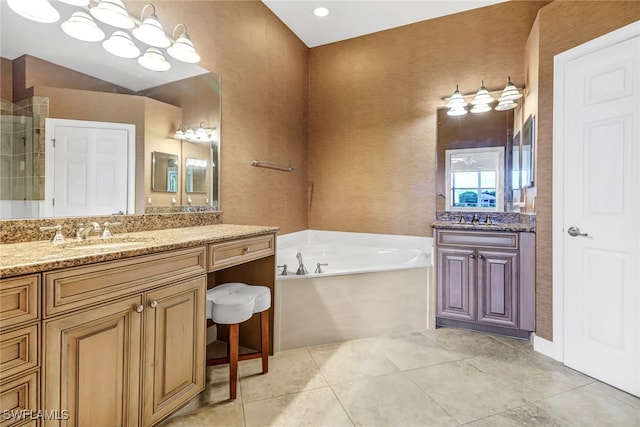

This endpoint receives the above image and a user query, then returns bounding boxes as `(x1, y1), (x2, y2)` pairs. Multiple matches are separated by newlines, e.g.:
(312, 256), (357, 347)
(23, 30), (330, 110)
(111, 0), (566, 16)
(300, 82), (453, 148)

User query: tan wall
(531, 0), (640, 341)
(308, 1), (548, 236)
(152, 1), (309, 234)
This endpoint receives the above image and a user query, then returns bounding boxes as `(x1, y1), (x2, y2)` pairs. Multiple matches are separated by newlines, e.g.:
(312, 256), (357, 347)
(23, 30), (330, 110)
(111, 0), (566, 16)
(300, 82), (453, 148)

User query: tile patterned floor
(159, 328), (640, 427)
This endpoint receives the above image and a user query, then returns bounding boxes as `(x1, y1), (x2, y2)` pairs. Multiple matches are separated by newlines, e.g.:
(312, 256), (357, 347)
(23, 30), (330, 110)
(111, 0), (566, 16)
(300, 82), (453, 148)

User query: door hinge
(51, 138), (55, 148)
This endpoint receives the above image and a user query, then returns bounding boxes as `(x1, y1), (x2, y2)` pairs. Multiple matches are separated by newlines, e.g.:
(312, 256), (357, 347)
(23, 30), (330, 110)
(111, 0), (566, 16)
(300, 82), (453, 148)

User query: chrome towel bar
(252, 160), (296, 172)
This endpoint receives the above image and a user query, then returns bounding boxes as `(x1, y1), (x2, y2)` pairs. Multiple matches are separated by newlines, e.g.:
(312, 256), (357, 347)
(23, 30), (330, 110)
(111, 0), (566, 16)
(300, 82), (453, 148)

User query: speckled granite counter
(0, 224), (279, 278)
(431, 221), (534, 232)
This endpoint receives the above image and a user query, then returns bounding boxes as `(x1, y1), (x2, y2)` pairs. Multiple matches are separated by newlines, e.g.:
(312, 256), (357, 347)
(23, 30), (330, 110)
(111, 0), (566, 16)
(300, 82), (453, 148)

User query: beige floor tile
(158, 404), (245, 427)
(584, 381), (640, 410)
(423, 327), (517, 357)
(370, 331), (469, 371)
(332, 372), (457, 427)
(239, 348), (328, 402)
(462, 403), (569, 427)
(405, 359), (527, 424)
(307, 337), (399, 385)
(244, 387), (353, 427)
(466, 348), (594, 401)
(536, 384), (640, 426)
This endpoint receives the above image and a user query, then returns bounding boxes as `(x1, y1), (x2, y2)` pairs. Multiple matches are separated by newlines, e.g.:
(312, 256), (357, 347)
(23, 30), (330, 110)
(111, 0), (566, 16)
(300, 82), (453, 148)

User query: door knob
(567, 226), (588, 237)
(149, 300), (158, 308)
(135, 304), (144, 313)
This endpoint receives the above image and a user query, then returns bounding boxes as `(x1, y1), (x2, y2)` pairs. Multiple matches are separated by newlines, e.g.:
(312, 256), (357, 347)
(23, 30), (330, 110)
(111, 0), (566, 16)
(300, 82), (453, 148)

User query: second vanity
(0, 224), (278, 427)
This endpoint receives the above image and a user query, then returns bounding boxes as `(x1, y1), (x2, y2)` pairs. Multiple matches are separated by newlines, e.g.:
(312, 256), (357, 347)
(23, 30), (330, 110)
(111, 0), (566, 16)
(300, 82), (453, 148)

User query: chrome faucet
(76, 222), (102, 239)
(295, 252), (308, 275)
(277, 264), (289, 276)
(314, 263), (328, 274)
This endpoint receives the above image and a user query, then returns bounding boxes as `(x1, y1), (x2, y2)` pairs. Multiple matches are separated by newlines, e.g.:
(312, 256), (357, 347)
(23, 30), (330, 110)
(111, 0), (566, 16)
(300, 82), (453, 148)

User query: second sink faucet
(295, 252), (308, 275)
(76, 222), (102, 239)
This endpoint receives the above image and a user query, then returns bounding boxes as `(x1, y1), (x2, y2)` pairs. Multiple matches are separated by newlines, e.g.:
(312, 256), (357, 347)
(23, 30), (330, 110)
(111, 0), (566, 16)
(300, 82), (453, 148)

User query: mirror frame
(521, 114), (535, 188)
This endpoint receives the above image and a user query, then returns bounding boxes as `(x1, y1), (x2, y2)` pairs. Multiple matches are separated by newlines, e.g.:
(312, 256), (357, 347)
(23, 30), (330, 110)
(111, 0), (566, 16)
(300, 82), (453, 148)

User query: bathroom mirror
(185, 158), (208, 193)
(511, 132), (521, 190)
(152, 152), (179, 193)
(436, 108), (514, 212)
(521, 115), (535, 188)
(0, 1), (221, 219)
(445, 147), (505, 211)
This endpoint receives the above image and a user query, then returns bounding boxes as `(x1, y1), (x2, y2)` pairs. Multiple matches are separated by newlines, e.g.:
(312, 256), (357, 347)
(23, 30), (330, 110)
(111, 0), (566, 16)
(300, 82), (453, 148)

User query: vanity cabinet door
(437, 247), (476, 322)
(141, 277), (205, 427)
(43, 295), (142, 427)
(476, 250), (519, 329)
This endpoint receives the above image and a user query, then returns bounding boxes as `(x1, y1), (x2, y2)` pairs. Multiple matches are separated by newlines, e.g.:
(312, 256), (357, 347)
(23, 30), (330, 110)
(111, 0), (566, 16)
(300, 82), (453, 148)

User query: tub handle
(277, 264), (289, 275)
(315, 263), (328, 274)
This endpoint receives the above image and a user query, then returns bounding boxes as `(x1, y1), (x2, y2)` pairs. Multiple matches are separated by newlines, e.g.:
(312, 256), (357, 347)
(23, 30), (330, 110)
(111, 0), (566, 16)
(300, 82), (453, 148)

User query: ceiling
(261, 0), (509, 47)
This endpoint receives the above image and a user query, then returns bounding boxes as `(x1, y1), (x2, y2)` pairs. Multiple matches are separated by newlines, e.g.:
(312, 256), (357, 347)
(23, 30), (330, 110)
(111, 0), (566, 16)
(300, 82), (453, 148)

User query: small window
(445, 147), (504, 212)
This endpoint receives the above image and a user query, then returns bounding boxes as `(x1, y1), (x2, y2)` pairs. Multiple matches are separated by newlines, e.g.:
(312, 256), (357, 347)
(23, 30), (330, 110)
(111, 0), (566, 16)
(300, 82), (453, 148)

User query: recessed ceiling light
(313, 7), (329, 18)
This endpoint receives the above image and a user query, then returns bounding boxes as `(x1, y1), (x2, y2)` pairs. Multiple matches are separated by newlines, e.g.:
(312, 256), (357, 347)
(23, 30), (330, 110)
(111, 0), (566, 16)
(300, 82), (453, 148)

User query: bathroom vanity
(0, 224), (278, 426)
(432, 221), (535, 339)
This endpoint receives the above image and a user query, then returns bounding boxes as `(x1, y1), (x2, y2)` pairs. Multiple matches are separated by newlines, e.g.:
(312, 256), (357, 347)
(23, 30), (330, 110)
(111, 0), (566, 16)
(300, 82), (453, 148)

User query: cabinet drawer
(44, 246), (206, 317)
(0, 324), (39, 380)
(208, 235), (275, 272)
(0, 370), (39, 427)
(437, 230), (518, 249)
(0, 275), (40, 330)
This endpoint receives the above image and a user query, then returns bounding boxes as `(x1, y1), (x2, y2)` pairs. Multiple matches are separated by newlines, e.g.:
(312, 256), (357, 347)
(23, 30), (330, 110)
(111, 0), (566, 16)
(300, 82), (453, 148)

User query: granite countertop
(431, 221), (534, 232)
(0, 224), (280, 278)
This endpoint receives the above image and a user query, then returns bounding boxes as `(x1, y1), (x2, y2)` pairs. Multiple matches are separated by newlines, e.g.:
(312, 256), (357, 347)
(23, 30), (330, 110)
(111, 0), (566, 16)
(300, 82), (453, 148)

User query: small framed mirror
(151, 151), (179, 193)
(521, 115), (535, 188)
(445, 146), (505, 212)
(185, 158), (207, 193)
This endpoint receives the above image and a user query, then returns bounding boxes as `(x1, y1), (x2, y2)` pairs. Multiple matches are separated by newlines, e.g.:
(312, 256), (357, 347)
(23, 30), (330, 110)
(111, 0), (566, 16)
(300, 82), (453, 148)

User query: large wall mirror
(436, 108), (514, 212)
(0, 1), (220, 219)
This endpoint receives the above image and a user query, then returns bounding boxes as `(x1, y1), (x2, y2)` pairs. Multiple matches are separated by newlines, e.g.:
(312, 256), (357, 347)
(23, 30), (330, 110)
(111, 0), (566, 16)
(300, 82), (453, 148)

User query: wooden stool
(205, 282), (271, 400)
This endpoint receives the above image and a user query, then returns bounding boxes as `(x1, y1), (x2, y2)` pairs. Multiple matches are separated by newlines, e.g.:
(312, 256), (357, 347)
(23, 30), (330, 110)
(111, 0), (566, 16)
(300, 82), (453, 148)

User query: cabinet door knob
(149, 300), (158, 309)
(135, 304), (144, 313)
(243, 246), (250, 254)
(469, 254), (475, 259)
(478, 254), (483, 259)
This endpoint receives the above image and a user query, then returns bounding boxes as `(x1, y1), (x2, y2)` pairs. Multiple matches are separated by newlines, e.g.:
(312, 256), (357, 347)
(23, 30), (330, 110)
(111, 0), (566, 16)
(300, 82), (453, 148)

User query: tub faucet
(278, 264), (289, 276)
(315, 263), (328, 274)
(295, 252), (308, 275)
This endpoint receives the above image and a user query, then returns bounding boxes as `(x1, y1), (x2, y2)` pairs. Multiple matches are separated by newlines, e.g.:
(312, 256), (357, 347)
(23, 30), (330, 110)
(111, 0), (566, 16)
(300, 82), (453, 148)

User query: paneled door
(556, 22), (640, 397)
(436, 247), (475, 322)
(44, 119), (135, 217)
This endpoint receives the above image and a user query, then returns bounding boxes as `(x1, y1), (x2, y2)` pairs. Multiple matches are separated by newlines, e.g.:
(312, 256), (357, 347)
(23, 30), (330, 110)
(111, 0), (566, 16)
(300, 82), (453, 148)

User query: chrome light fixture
(138, 48), (171, 72)
(7, 0), (60, 23)
(167, 24), (201, 63)
(173, 123), (217, 143)
(90, 0), (135, 29)
(445, 78), (524, 115)
(61, 11), (105, 42)
(132, 4), (171, 48)
(103, 31), (141, 58)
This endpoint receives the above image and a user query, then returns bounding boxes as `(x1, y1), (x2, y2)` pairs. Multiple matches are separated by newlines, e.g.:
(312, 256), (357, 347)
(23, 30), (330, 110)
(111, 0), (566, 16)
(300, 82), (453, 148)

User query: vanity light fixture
(167, 24), (201, 63)
(132, 4), (171, 48)
(7, 0), (60, 23)
(138, 47), (171, 72)
(173, 123), (217, 143)
(445, 85), (468, 116)
(61, 11), (106, 42)
(444, 78), (524, 115)
(103, 31), (141, 58)
(90, 0), (135, 29)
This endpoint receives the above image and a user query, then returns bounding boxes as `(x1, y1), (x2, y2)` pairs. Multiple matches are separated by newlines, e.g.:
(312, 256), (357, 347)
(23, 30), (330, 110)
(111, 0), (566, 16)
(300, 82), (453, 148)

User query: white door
(45, 119), (135, 217)
(556, 23), (640, 397)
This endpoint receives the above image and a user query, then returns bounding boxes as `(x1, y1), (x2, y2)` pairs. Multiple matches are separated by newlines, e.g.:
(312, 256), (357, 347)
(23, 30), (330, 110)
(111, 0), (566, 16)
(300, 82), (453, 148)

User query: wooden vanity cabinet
(435, 229), (535, 338)
(0, 274), (40, 427)
(42, 246), (207, 427)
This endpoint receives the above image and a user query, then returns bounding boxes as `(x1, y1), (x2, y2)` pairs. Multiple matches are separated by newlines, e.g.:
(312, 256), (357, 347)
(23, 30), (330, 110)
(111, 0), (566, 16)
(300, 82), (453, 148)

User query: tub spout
(295, 252), (308, 275)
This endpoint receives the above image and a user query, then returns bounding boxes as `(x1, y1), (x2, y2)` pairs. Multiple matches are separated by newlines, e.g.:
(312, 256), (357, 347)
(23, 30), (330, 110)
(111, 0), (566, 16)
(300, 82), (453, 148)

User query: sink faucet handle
(484, 215), (492, 225)
(39, 224), (65, 244)
(101, 221), (122, 239)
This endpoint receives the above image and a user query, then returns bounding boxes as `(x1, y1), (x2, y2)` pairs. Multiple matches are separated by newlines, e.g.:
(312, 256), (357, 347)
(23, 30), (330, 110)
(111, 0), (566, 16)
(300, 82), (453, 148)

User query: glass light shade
(167, 34), (201, 63)
(499, 77), (523, 102)
(471, 86), (495, 105)
(195, 126), (208, 141)
(7, 0), (60, 23)
(470, 103), (492, 114)
(173, 128), (186, 140)
(495, 100), (518, 111)
(103, 31), (141, 58)
(59, 0), (90, 6)
(446, 86), (467, 109)
(447, 106), (468, 116)
(184, 128), (196, 140)
(132, 17), (171, 48)
(61, 12), (105, 42)
(90, 0), (135, 29)
(138, 48), (171, 72)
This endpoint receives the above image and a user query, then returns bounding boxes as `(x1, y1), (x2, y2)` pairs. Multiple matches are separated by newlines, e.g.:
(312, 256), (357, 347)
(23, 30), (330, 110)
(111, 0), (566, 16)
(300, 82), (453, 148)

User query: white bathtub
(274, 230), (435, 351)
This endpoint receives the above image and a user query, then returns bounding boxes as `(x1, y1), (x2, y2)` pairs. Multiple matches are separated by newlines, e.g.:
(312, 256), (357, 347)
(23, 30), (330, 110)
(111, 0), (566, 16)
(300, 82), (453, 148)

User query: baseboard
(533, 333), (562, 361)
